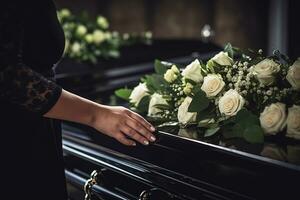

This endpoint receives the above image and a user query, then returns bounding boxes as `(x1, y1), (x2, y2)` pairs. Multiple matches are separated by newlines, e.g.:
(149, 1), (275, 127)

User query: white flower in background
(145, 31), (152, 39)
(259, 103), (286, 135)
(286, 58), (300, 90)
(71, 42), (81, 54)
(177, 97), (197, 124)
(97, 16), (109, 29)
(93, 30), (106, 44)
(59, 9), (71, 18)
(129, 83), (149, 107)
(182, 59), (203, 83)
(183, 82), (193, 95)
(123, 33), (130, 40)
(84, 34), (94, 44)
(253, 59), (280, 86)
(210, 51), (233, 66)
(219, 89), (245, 116)
(201, 74), (225, 97)
(164, 69), (178, 83)
(76, 25), (87, 36)
(104, 32), (112, 40)
(148, 93), (168, 117)
(286, 105), (300, 139)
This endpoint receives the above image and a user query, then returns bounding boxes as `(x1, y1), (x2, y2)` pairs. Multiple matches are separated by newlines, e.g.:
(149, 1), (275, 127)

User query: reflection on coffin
(56, 40), (300, 200)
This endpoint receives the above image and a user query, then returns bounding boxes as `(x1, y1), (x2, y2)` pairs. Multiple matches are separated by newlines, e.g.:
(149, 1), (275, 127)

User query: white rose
(177, 97), (197, 124)
(164, 69), (178, 83)
(259, 103), (286, 135)
(253, 59), (280, 86)
(286, 105), (300, 139)
(84, 34), (94, 44)
(59, 9), (71, 18)
(93, 30), (106, 44)
(219, 89), (245, 116)
(97, 16), (109, 29)
(211, 51), (233, 66)
(286, 58), (300, 90)
(148, 93), (168, 117)
(104, 32), (112, 40)
(129, 83), (149, 106)
(71, 42), (81, 54)
(182, 59), (203, 83)
(76, 25), (87, 36)
(201, 74), (225, 97)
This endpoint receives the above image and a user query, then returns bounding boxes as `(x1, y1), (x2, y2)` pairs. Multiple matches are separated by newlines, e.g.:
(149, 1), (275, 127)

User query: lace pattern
(0, 1), (62, 114)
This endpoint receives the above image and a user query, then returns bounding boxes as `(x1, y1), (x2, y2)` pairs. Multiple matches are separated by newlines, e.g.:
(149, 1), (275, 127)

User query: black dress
(0, 1), (67, 199)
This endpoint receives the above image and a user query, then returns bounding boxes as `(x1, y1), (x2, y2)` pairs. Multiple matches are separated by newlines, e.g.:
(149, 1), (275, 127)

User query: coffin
(57, 40), (300, 200)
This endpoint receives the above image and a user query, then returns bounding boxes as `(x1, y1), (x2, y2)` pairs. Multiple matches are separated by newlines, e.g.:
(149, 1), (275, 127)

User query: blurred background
(55, 0), (299, 59)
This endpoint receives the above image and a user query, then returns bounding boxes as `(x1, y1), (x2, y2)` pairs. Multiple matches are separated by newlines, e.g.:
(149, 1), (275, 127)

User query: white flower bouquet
(115, 44), (300, 143)
(57, 9), (152, 64)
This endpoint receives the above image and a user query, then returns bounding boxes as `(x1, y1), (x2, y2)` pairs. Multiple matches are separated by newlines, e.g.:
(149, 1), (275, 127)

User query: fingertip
(150, 126), (156, 132)
(150, 136), (156, 142)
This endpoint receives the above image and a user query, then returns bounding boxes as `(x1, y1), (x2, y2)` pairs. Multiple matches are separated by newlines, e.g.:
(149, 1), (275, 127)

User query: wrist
(88, 104), (110, 128)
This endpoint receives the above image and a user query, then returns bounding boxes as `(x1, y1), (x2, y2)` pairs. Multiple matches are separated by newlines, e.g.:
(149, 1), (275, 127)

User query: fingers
(121, 125), (150, 145)
(115, 132), (136, 146)
(127, 110), (156, 132)
(125, 116), (156, 143)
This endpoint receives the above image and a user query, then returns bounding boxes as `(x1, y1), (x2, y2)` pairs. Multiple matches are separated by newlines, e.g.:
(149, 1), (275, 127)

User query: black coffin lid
(62, 122), (300, 200)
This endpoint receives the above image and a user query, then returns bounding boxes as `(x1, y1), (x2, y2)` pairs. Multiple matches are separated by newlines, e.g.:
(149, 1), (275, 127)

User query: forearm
(44, 89), (105, 126)
(44, 89), (156, 146)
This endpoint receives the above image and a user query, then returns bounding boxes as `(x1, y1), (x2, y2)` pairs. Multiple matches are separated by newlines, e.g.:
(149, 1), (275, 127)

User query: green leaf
(154, 104), (170, 110)
(191, 85), (202, 94)
(222, 124), (243, 139)
(235, 109), (260, 127)
(196, 104), (215, 122)
(154, 59), (173, 75)
(204, 127), (220, 137)
(224, 43), (234, 58)
(144, 74), (167, 92)
(114, 88), (132, 101)
(136, 95), (150, 113)
(188, 90), (209, 112)
(243, 125), (264, 143)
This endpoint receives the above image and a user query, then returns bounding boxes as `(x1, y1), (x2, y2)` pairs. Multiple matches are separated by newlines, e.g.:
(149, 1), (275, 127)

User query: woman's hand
(91, 105), (156, 146)
(45, 90), (155, 146)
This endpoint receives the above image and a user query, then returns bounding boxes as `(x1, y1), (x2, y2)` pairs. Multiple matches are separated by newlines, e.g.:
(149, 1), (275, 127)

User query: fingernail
(150, 126), (156, 131)
(144, 140), (149, 145)
(150, 136), (156, 141)
(132, 142), (136, 146)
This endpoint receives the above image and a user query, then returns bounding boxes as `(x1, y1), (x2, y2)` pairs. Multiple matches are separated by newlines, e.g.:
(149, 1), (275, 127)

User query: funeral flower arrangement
(57, 9), (152, 64)
(116, 44), (300, 143)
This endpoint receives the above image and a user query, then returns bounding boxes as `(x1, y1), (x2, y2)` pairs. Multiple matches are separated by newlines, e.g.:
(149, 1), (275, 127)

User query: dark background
(54, 0), (299, 59)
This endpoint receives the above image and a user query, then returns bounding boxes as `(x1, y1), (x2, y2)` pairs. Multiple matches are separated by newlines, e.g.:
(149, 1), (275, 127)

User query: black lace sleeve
(0, 2), (62, 115)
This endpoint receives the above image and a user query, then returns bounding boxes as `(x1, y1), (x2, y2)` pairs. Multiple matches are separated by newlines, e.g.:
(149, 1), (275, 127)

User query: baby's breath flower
(266, 90), (272, 96)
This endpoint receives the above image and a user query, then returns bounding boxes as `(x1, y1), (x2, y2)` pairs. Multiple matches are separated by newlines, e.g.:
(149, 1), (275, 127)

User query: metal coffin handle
(139, 188), (175, 200)
(84, 170), (103, 200)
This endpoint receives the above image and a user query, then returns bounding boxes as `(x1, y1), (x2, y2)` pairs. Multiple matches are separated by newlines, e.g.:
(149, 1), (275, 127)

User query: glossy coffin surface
(62, 122), (300, 200)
